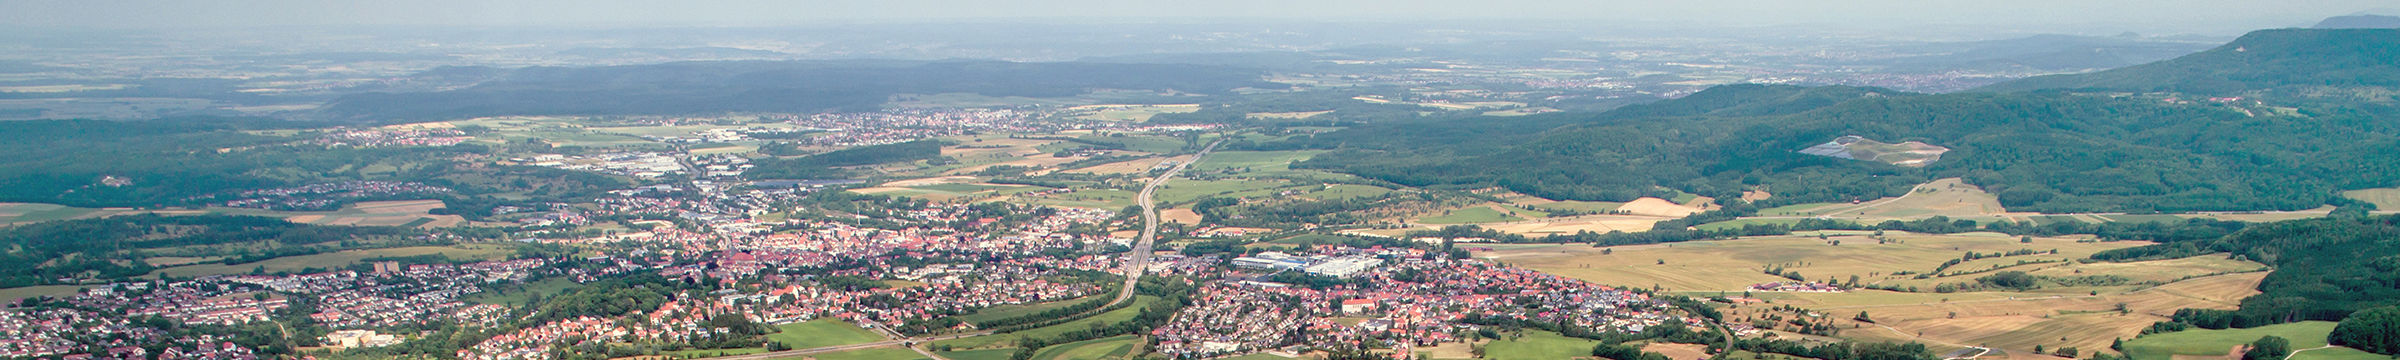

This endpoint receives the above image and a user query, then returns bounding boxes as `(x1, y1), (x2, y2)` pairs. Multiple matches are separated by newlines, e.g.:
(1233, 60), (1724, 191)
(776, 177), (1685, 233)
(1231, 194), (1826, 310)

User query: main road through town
(711, 139), (1222, 360)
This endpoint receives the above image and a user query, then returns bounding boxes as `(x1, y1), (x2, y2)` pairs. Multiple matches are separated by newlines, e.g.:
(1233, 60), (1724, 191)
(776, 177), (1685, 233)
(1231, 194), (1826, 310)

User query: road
(709, 140), (1221, 360)
(1112, 139), (1221, 306)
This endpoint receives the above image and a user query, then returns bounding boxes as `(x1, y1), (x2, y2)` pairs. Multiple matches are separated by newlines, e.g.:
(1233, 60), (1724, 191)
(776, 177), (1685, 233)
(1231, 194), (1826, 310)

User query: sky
(1, 0), (2390, 34)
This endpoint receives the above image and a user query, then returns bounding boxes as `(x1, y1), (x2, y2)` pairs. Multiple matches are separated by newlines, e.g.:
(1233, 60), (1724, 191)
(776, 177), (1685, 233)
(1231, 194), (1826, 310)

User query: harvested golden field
(1792, 178), (2005, 221)
(1773, 272), (2266, 353)
(1643, 342), (1713, 360)
(1492, 232), (2147, 292)
(1161, 208), (1203, 224)
(1617, 197), (1705, 217)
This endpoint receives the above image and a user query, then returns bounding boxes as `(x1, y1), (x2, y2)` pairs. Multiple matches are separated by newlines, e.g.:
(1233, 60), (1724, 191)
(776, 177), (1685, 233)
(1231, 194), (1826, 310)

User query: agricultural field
(801, 346), (933, 360)
(2341, 188), (2400, 210)
(1527, 199), (1624, 214)
(938, 348), (1018, 360)
(0, 202), (110, 224)
(1615, 197), (1707, 217)
(1303, 184), (1393, 201)
(1019, 188), (1138, 209)
(1485, 232), (2273, 354)
(1188, 150), (1325, 174)
(1065, 155), (1190, 175)
(146, 244), (517, 278)
(1245, 110), (1332, 119)
(1028, 335), (1141, 360)
(768, 318), (889, 349)
(1478, 331), (1603, 360)
(852, 181), (1051, 203)
(230, 199), (465, 227)
(1470, 214), (1678, 235)
(1415, 205), (1529, 224)
(1152, 179), (1298, 204)
(2118, 321), (2360, 360)
(1161, 208), (1204, 224)
(1775, 178), (2005, 222)
(0, 285), (86, 304)
(1488, 232), (2161, 291)
(1064, 104), (1200, 122)
(930, 296), (1160, 351)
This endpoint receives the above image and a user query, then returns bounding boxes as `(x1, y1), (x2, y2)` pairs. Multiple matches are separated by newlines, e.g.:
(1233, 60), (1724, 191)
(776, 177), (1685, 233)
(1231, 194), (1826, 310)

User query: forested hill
(323, 60), (1281, 121)
(1976, 28), (2400, 93)
(1278, 39), (2400, 213)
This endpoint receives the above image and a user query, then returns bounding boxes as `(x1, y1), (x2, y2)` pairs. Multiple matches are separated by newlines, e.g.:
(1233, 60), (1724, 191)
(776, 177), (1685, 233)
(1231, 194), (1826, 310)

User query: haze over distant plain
(2, 0), (2391, 36)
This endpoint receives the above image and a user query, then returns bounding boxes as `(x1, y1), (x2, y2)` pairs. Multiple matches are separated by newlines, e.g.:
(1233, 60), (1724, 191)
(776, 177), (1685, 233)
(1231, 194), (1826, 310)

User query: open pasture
(767, 318), (888, 350)
(1479, 331), (1603, 360)
(2119, 321), (2355, 360)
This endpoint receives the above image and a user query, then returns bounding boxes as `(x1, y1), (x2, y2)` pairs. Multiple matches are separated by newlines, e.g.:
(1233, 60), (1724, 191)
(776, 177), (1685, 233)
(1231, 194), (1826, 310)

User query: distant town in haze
(3, 2), (2400, 360)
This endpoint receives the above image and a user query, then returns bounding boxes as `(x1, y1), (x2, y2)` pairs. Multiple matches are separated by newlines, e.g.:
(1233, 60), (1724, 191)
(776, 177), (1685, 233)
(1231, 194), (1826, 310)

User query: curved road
(709, 140), (1221, 360)
(1112, 139), (1221, 306)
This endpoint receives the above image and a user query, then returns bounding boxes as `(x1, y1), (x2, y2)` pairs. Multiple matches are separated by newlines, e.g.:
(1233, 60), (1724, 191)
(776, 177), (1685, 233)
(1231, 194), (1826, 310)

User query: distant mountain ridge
(1873, 34), (2213, 73)
(2314, 14), (2400, 29)
(1278, 28), (2400, 214)
(1977, 28), (2400, 93)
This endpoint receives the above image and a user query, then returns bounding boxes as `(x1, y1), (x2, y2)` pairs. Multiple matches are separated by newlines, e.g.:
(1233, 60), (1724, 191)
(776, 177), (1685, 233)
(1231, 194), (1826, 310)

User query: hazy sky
(2, 0), (2389, 34)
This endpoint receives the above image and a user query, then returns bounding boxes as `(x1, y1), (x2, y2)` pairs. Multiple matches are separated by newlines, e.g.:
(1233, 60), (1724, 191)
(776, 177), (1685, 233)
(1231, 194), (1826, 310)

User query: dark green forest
(1271, 29), (2400, 214)
(0, 214), (419, 287)
(0, 118), (627, 215)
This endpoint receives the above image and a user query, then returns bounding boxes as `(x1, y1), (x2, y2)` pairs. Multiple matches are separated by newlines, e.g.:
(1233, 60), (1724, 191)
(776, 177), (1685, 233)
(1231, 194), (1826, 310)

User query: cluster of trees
(2330, 306), (2400, 355)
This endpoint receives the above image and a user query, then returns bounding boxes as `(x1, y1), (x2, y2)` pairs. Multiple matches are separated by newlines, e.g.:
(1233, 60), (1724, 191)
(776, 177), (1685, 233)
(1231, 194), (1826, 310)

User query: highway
(709, 139), (1221, 360)
(1111, 139), (1221, 306)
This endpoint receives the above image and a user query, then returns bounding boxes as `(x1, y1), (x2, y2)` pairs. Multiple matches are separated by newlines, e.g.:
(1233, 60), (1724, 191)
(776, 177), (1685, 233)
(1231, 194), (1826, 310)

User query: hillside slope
(1282, 29), (2400, 214)
(1977, 29), (2400, 93)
